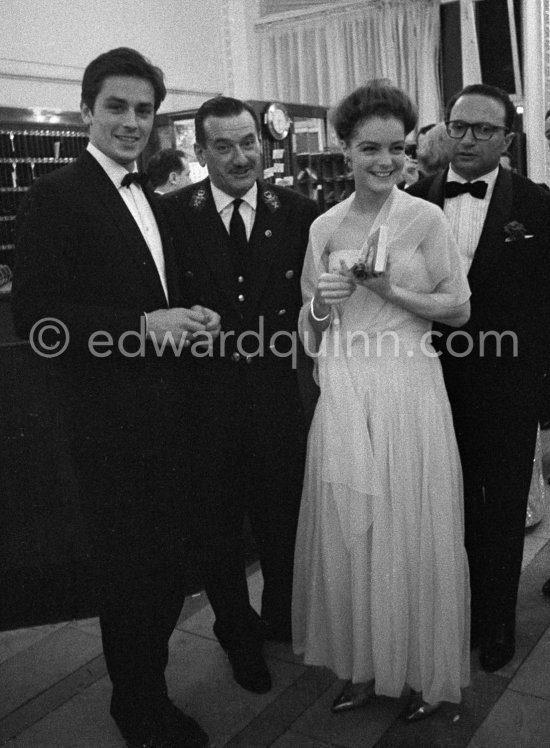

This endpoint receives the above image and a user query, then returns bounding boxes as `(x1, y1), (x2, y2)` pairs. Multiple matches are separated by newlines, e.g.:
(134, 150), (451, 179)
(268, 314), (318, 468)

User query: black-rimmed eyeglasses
(445, 121), (509, 141)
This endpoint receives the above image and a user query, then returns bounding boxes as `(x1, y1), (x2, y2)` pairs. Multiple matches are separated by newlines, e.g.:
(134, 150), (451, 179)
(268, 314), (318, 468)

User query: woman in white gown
(292, 82), (471, 720)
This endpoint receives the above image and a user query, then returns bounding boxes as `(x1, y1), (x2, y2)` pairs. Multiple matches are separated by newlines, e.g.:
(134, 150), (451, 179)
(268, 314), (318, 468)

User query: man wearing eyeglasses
(408, 83), (550, 674)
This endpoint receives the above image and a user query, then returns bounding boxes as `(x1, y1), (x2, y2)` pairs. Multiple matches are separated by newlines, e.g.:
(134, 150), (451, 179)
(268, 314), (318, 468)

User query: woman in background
(292, 81), (471, 720)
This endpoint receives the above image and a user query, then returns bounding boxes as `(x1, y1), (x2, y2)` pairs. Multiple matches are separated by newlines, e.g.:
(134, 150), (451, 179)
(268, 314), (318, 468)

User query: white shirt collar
(447, 164), (500, 188)
(87, 142), (137, 189)
(210, 180), (258, 214)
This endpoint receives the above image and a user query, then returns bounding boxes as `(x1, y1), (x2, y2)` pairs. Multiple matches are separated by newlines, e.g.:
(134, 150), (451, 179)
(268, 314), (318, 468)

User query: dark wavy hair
(445, 83), (516, 132)
(81, 47), (166, 112)
(146, 148), (188, 189)
(330, 80), (417, 144)
(195, 97), (260, 147)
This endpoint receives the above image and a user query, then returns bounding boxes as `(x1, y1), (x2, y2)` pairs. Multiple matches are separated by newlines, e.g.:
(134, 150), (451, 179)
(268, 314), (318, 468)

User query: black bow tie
(121, 172), (148, 189)
(445, 180), (488, 199)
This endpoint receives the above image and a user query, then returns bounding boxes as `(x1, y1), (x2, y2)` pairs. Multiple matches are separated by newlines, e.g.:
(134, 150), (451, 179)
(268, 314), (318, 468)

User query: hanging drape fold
(256, 0), (441, 126)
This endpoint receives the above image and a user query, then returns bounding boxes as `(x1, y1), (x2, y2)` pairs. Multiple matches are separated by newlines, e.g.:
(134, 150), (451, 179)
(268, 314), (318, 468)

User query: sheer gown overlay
(292, 188), (471, 705)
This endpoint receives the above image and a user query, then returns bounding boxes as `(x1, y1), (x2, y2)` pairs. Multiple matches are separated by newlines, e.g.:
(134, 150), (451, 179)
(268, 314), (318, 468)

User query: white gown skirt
(292, 334), (470, 705)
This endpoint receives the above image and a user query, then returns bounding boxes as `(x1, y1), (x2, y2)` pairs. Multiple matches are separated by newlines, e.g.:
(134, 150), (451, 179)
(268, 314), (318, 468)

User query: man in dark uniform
(408, 84), (550, 673)
(13, 47), (217, 748)
(162, 96), (318, 694)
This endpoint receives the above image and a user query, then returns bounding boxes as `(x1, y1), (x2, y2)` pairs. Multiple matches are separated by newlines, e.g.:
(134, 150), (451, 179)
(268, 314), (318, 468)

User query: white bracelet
(310, 297), (331, 322)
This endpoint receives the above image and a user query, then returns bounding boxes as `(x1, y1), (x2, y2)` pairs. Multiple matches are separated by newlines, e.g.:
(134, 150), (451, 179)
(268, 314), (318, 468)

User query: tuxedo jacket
(161, 179), (318, 393)
(408, 167), (550, 372)
(13, 150), (187, 455)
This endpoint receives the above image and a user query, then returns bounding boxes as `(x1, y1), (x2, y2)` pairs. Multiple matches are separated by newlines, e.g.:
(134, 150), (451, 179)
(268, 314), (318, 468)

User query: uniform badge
(190, 186), (208, 211)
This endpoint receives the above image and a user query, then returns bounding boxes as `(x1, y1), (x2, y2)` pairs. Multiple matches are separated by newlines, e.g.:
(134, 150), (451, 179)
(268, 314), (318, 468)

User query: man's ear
(194, 142), (206, 167)
(81, 101), (92, 126)
(168, 171), (178, 185)
(504, 131), (515, 151)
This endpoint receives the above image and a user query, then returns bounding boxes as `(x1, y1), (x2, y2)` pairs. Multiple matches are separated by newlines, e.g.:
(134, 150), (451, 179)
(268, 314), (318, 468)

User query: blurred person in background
(414, 122), (452, 181)
(399, 123), (436, 187)
(147, 147), (192, 194)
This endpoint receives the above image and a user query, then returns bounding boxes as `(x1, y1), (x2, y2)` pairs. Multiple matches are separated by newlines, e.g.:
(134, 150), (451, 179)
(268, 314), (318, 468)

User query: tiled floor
(2, 511), (550, 747)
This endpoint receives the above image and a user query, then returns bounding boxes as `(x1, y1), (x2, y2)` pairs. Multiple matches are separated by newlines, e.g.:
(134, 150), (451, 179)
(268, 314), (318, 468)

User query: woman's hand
(313, 264), (356, 316)
(355, 257), (395, 301)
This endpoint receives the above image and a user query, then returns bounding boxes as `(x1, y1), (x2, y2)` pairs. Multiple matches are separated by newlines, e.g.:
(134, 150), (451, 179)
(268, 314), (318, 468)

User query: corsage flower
(503, 220), (533, 242)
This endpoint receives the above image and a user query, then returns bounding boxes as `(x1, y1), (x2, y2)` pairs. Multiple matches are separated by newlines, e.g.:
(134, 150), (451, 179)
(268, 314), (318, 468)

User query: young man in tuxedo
(13, 48), (219, 748)
(408, 83), (550, 673)
(162, 97), (318, 694)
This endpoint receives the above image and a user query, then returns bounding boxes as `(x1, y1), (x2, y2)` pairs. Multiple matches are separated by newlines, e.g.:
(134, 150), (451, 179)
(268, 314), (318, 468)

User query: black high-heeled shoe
(331, 679), (375, 713)
(404, 692), (442, 722)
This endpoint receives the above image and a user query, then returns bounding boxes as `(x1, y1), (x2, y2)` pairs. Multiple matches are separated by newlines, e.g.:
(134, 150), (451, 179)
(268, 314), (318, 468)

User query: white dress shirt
(210, 181), (257, 241)
(86, 143), (168, 302)
(444, 165), (499, 271)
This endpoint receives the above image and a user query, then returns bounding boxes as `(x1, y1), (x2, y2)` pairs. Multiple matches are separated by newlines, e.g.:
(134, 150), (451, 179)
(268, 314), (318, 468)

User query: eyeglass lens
(446, 121), (504, 141)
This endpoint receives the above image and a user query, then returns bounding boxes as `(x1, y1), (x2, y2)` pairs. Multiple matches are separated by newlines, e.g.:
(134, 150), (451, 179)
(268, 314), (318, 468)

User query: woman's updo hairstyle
(330, 80), (418, 145)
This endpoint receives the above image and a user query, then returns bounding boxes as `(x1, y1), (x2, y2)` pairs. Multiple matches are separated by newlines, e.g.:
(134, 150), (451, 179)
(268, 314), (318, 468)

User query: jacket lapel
(467, 166), (513, 291)
(78, 152), (170, 306)
(147, 190), (180, 305)
(426, 169), (447, 208)
(245, 182), (286, 320)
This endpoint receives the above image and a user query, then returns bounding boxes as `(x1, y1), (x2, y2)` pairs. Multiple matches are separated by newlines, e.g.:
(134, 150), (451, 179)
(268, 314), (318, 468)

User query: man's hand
(191, 305), (221, 338)
(145, 307), (208, 346)
(188, 305), (221, 354)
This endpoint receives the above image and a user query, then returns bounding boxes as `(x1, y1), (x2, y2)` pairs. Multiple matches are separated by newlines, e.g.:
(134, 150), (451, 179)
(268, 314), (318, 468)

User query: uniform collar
(210, 180), (258, 214)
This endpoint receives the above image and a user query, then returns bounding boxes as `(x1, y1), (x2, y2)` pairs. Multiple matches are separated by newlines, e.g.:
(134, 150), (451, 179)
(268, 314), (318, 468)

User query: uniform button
(238, 294), (245, 302)
(231, 352), (241, 362)
(285, 270), (294, 279)
(184, 270), (194, 279)
(245, 355), (252, 365)
(278, 308), (286, 316)
(237, 275), (245, 284)
(265, 229), (272, 237)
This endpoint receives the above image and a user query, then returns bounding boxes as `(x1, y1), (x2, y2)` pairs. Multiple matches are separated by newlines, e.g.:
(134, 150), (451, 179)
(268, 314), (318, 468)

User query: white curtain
(256, 0), (442, 127)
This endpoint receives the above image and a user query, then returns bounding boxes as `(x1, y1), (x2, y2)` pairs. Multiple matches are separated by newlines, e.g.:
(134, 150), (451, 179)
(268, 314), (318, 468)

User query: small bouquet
(351, 225), (388, 280)
(503, 220), (533, 242)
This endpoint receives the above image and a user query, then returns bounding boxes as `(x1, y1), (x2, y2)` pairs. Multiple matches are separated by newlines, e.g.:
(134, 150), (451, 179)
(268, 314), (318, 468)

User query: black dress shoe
(479, 622), (515, 672)
(226, 647), (272, 693)
(261, 618), (292, 643)
(156, 700), (209, 747)
(331, 680), (374, 713)
(542, 578), (550, 596)
(112, 697), (208, 748)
